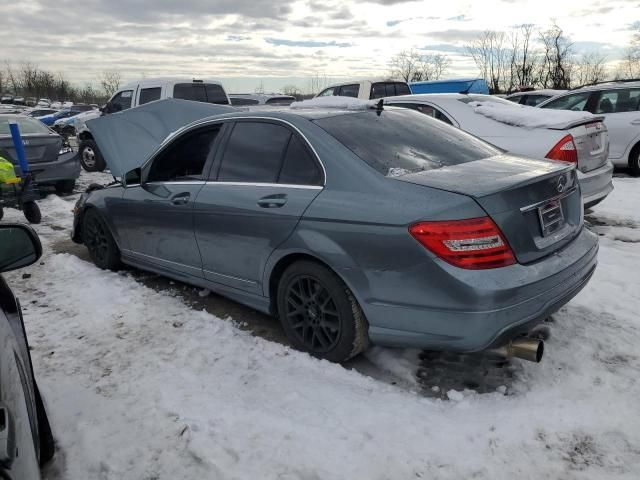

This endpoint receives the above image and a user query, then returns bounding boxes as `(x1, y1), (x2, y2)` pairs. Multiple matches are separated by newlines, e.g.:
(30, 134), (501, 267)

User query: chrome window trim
(142, 116), (328, 187)
(203, 181), (322, 190)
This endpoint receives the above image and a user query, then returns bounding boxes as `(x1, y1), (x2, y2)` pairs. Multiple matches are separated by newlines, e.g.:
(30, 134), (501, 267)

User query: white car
(538, 81), (640, 175)
(316, 79), (411, 100)
(384, 93), (613, 208)
(506, 89), (567, 106)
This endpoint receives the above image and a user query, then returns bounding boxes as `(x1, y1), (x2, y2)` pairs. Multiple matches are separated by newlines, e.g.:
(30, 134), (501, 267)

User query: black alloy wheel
(82, 209), (120, 270)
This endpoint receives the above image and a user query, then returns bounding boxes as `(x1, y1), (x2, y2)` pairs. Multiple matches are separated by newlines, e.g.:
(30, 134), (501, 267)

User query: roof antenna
(459, 79), (476, 95)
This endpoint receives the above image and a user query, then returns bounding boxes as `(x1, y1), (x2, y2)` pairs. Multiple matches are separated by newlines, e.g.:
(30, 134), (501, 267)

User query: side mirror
(124, 168), (142, 187)
(0, 224), (42, 273)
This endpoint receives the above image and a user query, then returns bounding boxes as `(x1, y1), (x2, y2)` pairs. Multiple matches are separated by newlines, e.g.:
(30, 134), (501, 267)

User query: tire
(81, 209), (121, 270)
(0, 206), (3, 221)
(79, 139), (105, 172)
(277, 261), (369, 362)
(629, 147), (640, 176)
(23, 201), (41, 224)
(55, 179), (76, 195)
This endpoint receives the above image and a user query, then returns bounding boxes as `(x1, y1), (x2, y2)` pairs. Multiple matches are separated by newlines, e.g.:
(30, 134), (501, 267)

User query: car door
(0, 310), (40, 480)
(193, 120), (324, 294)
(120, 124), (223, 278)
(587, 88), (640, 160)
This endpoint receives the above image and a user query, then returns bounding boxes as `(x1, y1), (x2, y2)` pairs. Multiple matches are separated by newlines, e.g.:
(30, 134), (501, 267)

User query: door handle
(170, 193), (191, 205)
(631, 119), (640, 125)
(257, 194), (287, 208)
(0, 405), (15, 468)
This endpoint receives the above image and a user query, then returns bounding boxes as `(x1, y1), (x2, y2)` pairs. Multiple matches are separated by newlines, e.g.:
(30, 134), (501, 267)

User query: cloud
(265, 38), (352, 48)
(421, 43), (466, 53)
(428, 29), (485, 43)
(447, 14), (470, 21)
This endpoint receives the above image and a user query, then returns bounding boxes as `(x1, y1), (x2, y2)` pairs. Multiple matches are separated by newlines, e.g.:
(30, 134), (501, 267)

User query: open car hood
(86, 98), (236, 178)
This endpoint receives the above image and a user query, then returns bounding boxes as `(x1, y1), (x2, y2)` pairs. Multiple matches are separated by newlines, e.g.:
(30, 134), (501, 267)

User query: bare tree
(616, 27), (640, 79)
(307, 72), (331, 95)
(254, 80), (265, 94)
(573, 53), (608, 87)
(99, 69), (122, 97)
(465, 31), (510, 93)
(509, 24), (538, 90)
(538, 22), (574, 89)
(389, 50), (451, 82)
(282, 85), (303, 99)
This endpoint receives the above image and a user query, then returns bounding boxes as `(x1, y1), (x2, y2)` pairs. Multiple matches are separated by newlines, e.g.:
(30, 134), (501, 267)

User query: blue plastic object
(9, 121), (30, 174)
(409, 78), (490, 95)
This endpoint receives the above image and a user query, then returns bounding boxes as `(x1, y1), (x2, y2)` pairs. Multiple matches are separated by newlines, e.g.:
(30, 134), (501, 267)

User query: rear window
(337, 84), (359, 98)
(230, 97), (260, 106)
(313, 109), (499, 177)
(265, 97), (295, 106)
(540, 92), (590, 111)
(0, 116), (51, 135)
(173, 83), (229, 105)
(370, 82), (411, 99)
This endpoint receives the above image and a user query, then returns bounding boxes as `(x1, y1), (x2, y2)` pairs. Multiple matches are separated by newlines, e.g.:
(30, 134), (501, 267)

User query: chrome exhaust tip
(488, 338), (544, 363)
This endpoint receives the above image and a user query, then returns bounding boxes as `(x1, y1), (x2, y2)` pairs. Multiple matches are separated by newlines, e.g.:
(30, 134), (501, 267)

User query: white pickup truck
(76, 78), (231, 171)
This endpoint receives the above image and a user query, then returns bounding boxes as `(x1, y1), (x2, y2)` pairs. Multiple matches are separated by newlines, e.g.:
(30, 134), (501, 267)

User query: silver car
(538, 80), (640, 175)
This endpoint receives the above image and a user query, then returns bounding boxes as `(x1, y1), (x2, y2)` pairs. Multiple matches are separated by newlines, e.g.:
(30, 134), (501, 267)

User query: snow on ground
(469, 101), (597, 129)
(2, 173), (640, 479)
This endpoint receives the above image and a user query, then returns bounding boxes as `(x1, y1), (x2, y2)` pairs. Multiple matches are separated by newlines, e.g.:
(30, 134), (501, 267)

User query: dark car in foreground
(0, 115), (80, 194)
(72, 99), (598, 363)
(0, 224), (54, 479)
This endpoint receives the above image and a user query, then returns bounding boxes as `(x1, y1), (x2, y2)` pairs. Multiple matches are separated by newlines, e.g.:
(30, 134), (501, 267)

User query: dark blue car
(37, 105), (94, 126)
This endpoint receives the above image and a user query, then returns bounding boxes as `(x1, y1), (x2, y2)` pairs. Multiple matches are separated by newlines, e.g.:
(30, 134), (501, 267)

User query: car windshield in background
(313, 108), (500, 176)
(0, 116), (51, 135)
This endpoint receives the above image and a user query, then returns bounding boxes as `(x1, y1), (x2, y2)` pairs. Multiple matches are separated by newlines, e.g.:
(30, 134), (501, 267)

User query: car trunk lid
(549, 120), (608, 173)
(0, 134), (61, 165)
(397, 154), (582, 264)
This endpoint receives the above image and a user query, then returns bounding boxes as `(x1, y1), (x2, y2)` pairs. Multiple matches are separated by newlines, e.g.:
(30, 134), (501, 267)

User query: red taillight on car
(545, 134), (577, 164)
(409, 217), (516, 270)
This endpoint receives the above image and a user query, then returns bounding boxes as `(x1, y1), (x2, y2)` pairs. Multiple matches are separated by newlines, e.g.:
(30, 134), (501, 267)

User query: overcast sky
(2, 0), (638, 93)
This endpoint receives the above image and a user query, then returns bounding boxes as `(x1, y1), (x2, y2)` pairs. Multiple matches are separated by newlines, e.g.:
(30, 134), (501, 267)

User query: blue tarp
(409, 79), (489, 95)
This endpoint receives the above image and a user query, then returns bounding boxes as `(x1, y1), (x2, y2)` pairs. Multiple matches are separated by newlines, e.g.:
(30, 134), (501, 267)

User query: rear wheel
(629, 147), (640, 176)
(23, 201), (41, 224)
(82, 209), (120, 270)
(79, 139), (105, 172)
(277, 261), (368, 362)
(55, 179), (76, 195)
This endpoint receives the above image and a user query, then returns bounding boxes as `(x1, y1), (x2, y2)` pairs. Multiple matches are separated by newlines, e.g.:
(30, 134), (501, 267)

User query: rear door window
(337, 84), (359, 98)
(524, 95), (549, 106)
(279, 135), (323, 185)
(541, 92), (591, 111)
(594, 88), (640, 113)
(139, 87), (162, 105)
(217, 122), (291, 183)
(314, 109), (499, 176)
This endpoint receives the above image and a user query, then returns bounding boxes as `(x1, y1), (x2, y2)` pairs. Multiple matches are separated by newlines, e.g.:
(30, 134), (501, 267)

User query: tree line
(389, 22), (640, 94)
(0, 62), (122, 104)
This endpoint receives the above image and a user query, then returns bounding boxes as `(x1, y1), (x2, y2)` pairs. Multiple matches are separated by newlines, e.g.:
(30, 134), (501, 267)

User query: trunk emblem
(557, 175), (567, 193)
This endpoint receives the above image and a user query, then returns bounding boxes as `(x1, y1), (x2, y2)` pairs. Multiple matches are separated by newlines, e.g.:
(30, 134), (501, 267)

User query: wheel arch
(77, 130), (94, 142)
(74, 204), (124, 251)
(628, 139), (640, 167)
(265, 250), (368, 317)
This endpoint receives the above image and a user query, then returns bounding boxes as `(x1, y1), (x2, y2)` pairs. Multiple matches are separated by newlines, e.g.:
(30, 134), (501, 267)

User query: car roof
(506, 89), (566, 97)
(570, 80), (640, 92)
(324, 78), (405, 89)
(121, 77), (225, 89)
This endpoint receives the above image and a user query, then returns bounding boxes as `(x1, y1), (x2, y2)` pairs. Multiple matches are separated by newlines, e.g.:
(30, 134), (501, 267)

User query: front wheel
(277, 261), (369, 362)
(81, 209), (121, 270)
(79, 139), (105, 172)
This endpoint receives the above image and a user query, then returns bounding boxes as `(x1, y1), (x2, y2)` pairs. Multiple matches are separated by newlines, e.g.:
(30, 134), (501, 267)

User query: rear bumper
(15, 151), (80, 184)
(577, 161), (614, 208)
(361, 227), (598, 352)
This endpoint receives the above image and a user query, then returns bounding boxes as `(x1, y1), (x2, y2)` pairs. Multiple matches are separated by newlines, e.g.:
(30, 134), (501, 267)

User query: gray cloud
(428, 29), (485, 43)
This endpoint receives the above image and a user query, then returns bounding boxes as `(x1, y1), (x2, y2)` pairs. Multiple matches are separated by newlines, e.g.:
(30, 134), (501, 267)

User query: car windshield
(313, 108), (500, 176)
(0, 116), (51, 135)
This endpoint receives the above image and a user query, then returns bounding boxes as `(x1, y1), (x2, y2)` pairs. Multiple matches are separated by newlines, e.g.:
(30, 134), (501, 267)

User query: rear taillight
(409, 217), (516, 270)
(545, 134), (577, 164)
